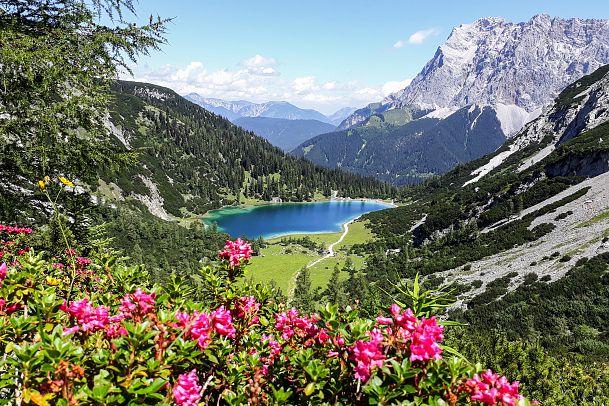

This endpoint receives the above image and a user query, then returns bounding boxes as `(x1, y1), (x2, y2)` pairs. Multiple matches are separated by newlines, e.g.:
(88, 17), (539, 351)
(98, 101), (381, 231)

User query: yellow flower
(30, 391), (54, 406)
(46, 277), (61, 286)
(58, 176), (75, 187)
(38, 180), (45, 190)
(44, 175), (51, 183)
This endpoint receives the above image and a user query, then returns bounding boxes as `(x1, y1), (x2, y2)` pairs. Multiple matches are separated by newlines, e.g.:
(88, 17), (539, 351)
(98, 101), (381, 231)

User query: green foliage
(0, 228), (536, 405)
(291, 267), (313, 311)
(0, 0), (167, 183)
(447, 330), (609, 405)
(388, 274), (456, 318)
(553, 65), (609, 111)
(99, 201), (227, 282)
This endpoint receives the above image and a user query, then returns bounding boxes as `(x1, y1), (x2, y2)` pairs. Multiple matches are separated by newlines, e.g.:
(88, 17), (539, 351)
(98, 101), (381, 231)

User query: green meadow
(244, 220), (376, 295)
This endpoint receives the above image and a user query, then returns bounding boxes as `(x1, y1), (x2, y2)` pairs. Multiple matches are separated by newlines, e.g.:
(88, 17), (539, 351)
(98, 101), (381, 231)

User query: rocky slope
(359, 65), (609, 306)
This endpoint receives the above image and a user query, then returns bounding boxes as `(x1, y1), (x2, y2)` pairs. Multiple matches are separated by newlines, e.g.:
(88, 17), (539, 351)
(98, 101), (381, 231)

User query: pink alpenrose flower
(173, 369), (202, 406)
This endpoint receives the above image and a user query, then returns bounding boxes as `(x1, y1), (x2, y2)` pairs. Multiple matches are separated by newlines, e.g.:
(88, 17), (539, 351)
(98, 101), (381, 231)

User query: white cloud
(292, 76), (317, 93)
(241, 54), (276, 67)
(408, 28), (440, 44)
(125, 58), (404, 114)
(382, 78), (412, 96)
(393, 40), (406, 49)
(394, 28), (441, 48)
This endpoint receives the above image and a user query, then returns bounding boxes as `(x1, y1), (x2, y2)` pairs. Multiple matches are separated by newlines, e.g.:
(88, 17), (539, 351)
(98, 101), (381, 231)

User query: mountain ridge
(340, 14), (609, 134)
(294, 104), (506, 185)
(184, 93), (334, 124)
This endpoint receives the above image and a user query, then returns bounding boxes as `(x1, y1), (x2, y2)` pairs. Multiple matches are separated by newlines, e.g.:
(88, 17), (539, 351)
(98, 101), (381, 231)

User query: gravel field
(442, 171), (609, 307)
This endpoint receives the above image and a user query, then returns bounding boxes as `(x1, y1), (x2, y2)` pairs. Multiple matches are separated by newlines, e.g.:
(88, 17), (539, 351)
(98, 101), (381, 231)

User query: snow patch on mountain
(463, 143), (518, 186)
(494, 104), (541, 136)
(421, 107), (458, 120)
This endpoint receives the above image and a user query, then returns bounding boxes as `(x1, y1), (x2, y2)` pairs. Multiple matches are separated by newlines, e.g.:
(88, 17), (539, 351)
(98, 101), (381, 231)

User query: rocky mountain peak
(341, 14), (609, 135)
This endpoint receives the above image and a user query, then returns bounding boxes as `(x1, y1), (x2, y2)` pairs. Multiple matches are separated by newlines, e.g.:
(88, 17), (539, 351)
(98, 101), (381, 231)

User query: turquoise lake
(204, 200), (394, 239)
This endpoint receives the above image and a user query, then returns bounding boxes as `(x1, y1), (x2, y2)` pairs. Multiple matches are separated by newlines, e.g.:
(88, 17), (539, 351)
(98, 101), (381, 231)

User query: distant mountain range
(233, 117), (336, 152)
(184, 94), (330, 122)
(299, 14), (609, 184)
(183, 94), (354, 149)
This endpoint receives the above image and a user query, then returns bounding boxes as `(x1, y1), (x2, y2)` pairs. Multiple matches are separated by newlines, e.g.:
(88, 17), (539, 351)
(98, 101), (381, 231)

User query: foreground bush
(0, 225), (533, 405)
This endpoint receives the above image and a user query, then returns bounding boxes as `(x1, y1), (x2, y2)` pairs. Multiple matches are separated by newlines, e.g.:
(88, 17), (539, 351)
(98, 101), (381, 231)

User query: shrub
(559, 254), (572, 263)
(0, 225), (533, 405)
(523, 273), (538, 285)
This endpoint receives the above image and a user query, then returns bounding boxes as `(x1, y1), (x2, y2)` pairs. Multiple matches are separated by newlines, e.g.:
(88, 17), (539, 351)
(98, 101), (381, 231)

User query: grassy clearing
(244, 244), (316, 294)
(245, 220), (377, 293)
(577, 209), (609, 228)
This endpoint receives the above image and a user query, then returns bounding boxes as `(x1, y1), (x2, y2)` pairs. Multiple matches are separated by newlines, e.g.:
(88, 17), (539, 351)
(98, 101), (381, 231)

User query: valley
(2, 1), (609, 404)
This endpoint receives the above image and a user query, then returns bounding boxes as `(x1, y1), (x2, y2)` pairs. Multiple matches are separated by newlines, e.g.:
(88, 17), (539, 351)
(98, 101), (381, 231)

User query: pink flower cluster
(274, 307), (329, 344)
(461, 370), (524, 406)
(231, 296), (260, 325)
(119, 288), (156, 318)
(236, 296), (259, 317)
(218, 238), (252, 267)
(351, 329), (386, 381)
(377, 304), (444, 362)
(76, 257), (91, 266)
(0, 298), (21, 314)
(0, 224), (33, 234)
(60, 289), (157, 338)
(60, 298), (125, 337)
(259, 334), (282, 374)
(173, 369), (202, 406)
(1, 262), (15, 311)
(175, 306), (236, 350)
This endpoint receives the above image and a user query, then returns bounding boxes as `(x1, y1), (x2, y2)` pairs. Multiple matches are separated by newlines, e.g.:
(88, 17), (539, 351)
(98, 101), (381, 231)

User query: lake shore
(202, 198), (395, 239)
(203, 197), (396, 224)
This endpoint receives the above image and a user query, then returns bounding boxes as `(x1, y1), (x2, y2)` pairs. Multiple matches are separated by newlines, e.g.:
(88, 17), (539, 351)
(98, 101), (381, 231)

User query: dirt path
(307, 216), (359, 268)
(287, 216), (360, 300)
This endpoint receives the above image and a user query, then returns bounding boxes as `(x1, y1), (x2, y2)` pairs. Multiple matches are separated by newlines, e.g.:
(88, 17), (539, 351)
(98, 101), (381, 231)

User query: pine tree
(324, 264), (346, 306)
(291, 267), (313, 311)
(0, 0), (168, 183)
(514, 194), (524, 214)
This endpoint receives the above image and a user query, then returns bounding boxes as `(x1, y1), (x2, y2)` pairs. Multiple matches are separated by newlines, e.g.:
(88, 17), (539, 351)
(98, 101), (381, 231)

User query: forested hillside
(1, 77), (394, 277)
(294, 105), (505, 184)
(100, 81), (394, 219)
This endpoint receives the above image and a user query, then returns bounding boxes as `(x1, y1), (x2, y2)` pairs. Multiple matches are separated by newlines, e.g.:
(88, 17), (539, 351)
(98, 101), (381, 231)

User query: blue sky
(124, 0), (609, 114)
